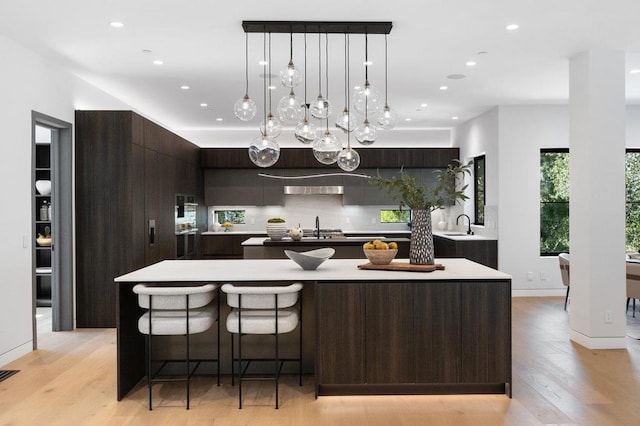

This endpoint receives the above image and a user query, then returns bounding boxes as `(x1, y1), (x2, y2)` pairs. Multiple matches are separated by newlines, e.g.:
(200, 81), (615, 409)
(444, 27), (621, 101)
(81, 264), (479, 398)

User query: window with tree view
(626, 150), (640, 251)
(540, 150), (569, 255)
(474, 155), (485, 225)
(540, 149), (640, 254)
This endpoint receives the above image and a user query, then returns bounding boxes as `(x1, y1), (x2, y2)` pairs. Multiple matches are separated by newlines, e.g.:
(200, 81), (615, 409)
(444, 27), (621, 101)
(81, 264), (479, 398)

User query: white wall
(453, 107), (499, 237)
(455, 104), (640, 296)
(0, 35), (129, 366)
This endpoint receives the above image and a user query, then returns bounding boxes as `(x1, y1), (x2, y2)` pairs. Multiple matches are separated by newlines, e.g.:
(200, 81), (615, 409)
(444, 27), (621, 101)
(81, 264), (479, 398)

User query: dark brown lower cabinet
(315, 283), (364, 385)
(414, 282), (460, 383)
(364, 283), (415, 384)
(315, 279), (511, 396)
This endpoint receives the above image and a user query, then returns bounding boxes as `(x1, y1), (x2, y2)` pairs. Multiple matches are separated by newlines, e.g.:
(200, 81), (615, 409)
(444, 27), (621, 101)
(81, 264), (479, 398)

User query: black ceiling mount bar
(242, 21), (392, 35)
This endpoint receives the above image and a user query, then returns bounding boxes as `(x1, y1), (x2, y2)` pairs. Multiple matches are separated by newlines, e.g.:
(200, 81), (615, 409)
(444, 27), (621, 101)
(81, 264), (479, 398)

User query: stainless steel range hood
(283, 185), (344, 195)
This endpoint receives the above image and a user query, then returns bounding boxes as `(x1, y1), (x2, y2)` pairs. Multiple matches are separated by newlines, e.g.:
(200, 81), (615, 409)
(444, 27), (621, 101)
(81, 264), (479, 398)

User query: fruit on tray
(362, 239), (396, 250)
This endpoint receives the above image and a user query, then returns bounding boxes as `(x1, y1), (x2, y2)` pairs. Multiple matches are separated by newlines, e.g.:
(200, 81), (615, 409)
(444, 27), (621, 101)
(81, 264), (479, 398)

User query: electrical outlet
(527, 272), (533, 281)
(604, 310), (613, 323)
(540, 272), (547, 281)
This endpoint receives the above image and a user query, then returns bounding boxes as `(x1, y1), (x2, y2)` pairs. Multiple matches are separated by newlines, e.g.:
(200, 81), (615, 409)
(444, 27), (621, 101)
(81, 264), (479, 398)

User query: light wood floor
(2, 297), (640, 425)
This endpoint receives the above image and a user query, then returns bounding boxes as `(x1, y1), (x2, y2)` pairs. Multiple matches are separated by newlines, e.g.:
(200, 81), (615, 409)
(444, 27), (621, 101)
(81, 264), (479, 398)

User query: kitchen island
(114, 258), (512, 400)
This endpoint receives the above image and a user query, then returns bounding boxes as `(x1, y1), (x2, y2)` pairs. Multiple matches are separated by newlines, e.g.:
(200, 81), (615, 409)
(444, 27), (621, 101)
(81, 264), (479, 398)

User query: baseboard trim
(0, 340), (32, 368)
(569, 330), (627, 349)
(512, 289), (567, 297)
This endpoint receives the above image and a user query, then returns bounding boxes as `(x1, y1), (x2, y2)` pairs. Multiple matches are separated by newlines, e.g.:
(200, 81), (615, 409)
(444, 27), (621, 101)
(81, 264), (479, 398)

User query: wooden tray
(357, 262), (445, 272)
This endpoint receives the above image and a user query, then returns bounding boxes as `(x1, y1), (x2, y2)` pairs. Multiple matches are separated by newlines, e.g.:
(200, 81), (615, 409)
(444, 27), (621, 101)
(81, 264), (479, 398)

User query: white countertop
(114, 258), (511, 283)
(201, 231), (267, 235)
(432, 231), (497, 241)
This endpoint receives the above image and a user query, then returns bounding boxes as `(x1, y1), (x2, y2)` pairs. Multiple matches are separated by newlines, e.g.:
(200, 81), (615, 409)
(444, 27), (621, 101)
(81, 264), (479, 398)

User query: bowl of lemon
(362, 240), (398, 265)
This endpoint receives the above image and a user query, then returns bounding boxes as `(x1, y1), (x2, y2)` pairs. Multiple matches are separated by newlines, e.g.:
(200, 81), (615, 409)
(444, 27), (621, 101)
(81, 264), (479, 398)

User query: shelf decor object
(35, 180), (51, 195)
(239, 20), (393, 170)
(370, 160), (473, 265)
(266, 217), (288, 241)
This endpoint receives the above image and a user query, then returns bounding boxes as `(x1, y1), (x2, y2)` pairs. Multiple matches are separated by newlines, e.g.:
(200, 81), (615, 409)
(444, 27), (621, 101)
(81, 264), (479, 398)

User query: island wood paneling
(315, 283), (365, 385)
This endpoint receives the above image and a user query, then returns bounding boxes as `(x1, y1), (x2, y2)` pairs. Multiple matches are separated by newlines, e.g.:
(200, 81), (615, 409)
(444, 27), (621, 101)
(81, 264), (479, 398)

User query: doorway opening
(32, 112), (73, 347)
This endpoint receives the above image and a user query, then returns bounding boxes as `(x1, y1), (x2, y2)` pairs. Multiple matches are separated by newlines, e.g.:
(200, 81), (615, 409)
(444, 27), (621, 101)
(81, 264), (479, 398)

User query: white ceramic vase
(266, 222), (288, 241)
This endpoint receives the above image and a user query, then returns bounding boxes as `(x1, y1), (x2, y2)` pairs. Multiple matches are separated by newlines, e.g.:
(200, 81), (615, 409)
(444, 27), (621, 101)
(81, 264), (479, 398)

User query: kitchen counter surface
(433, 231), (497, 241)
(201, 231), (267, 235)
(115, 257), (510, 282)
(241, 236), (409, 246)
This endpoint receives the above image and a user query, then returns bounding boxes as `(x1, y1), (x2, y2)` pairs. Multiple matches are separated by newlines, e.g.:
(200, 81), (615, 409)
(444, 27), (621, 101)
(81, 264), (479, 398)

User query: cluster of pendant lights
(233, 22), (396, 171)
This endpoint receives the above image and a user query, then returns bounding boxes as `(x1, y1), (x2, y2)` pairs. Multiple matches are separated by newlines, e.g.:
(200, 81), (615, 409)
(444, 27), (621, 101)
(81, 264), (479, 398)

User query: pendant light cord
(384, 33), (389, 106)
(364, 32), (369, 121)
(317, 30), (322, 96)
(262, 31), (267, 134)
(304, 32), (308, 119)
(244, 33), (249, 96)
(268, 32), (272, 113)
(346, 33), (351, 150)
(325, 33), (329, 132)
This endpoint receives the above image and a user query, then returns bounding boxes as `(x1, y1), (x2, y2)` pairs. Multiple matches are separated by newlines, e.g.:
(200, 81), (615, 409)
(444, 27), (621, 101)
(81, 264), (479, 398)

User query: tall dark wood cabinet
(75, 111), (203, 327)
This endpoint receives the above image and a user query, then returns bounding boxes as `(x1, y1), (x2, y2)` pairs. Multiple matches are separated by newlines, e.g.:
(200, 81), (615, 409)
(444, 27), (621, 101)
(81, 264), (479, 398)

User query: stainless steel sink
(444, 233), (472, 236)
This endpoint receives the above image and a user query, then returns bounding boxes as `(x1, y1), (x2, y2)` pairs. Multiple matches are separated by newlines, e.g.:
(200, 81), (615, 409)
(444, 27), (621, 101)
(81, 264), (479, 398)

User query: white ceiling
(2, 0), (640, 147)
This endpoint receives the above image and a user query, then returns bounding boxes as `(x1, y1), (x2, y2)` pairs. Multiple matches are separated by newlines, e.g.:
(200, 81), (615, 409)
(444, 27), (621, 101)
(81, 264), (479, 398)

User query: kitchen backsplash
(207, 195), (467, 233)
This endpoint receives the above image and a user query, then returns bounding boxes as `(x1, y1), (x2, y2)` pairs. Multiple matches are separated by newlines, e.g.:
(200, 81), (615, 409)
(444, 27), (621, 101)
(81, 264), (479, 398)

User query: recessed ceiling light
(153, 60), (163, 65)
(180, 85), (190, 90)
(465, 61), (477, 67)
(109, 21), (124, 28)
(452, 116), (459, 120)
(440, 85), (448, 91)
(506, 24), (520, 31)
(216, 118), (223, 122)
(354, 86), (361, 90)
(200, 103), (208, 107)
(405, 118), (412, 122)
(630, 69), (640, 75)
(447, 74), (466, 79)
(258, 60), (268, 66)
(363, 60), (373, 66)
(420, 103), (428, 108)
(268, 85), (276, 90)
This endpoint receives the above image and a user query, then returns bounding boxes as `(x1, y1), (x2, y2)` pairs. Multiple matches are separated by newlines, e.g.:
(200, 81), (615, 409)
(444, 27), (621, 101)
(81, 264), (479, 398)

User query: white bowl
(35, 180), (51, 196)
(285, 248), (335, 270)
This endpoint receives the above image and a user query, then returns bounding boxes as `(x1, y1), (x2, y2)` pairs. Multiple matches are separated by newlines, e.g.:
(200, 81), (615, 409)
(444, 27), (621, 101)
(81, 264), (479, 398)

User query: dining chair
(558, 253), (570, 310)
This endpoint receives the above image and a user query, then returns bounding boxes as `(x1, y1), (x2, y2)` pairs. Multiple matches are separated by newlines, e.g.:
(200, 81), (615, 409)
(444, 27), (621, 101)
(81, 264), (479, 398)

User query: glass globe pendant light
(310, 32), (332, 119)
(233, 33), (257, 121)
(260, 112), (283, 137)
(249, 132), (280, 168)
(353, 33), (382, 116)
(277, 89), (305, 124)
(295, 33), (317, 144)
(375, 34), (398, 129)
(279, 32), (302, 88)
(338, 34), (360, 171)
(313, 128), (342, 165)
(355, 117), (378, 145)
(249, 31), (280, 167)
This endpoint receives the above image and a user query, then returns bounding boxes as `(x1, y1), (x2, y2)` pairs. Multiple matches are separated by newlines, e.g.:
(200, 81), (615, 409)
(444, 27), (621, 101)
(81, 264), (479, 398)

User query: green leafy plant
(369, 160), (473, 211)
(267, 217), (286, 223)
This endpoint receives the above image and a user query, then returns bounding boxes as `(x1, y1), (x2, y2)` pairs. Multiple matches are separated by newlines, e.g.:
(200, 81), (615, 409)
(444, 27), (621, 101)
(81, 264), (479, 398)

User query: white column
(569, 49), (626, 349)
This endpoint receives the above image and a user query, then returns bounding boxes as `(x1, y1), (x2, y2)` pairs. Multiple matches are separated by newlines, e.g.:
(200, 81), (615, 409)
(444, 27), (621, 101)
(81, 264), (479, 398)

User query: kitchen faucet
(456, 214), (474, 235)
(315, 216), (320, 239)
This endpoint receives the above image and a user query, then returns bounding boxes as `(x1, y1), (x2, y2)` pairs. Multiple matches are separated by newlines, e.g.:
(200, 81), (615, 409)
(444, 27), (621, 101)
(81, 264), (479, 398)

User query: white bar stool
(133, 283), (220, 410)
(221, 282), (303, 409)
